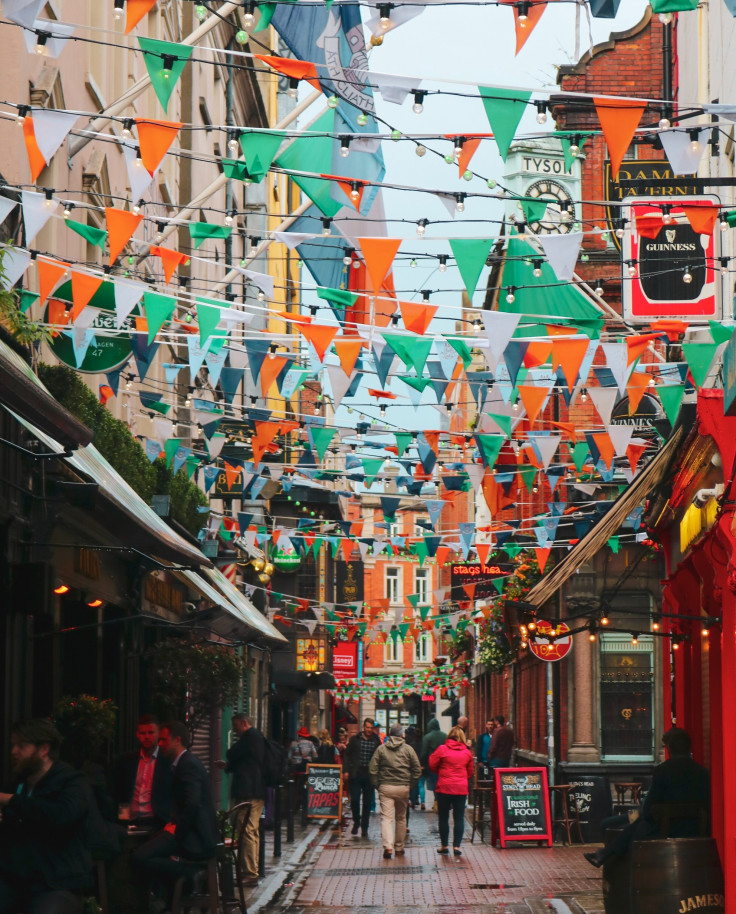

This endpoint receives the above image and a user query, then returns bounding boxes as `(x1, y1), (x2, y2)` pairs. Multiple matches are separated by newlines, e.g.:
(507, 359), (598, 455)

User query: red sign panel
(528, 620), (573, 663)
(333, 641), (359, 679)
(622, 196), (721, 323)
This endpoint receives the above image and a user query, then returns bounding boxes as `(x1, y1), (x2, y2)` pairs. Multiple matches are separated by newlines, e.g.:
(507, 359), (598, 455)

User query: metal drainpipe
(225, 35), (234, 299)
(662, 21), (673, 105)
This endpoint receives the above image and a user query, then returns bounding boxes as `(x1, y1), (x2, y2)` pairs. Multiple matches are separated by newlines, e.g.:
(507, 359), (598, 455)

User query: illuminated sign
(450, 562), (512, 600)
(297, 638), (325, 672)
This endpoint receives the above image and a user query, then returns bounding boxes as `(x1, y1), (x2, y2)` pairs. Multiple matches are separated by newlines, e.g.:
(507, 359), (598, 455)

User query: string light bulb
(438, 254), (448, 273)
(224, 209), (235, 227)
(113, 0), (125, 21)
(195, 3), (207, 21)
(321, 218), (332, 236)
(162, 55), (175, 78)
(349, 181), (361, 201)
(568, 134), (580, 157)
(343, 248), (354, 267)
(412, 90), (426, 114)
(227, 132), (240, 156)
(721, 257), (729, 276)
(658, 108), (671, 129)
(416, 218), (428, 237)
(506, 286), (516, 304)
(242, 0), (256, 27)
(134, 147), (144, 169)
(535, 101), (548, 124)
(455, 194), (466, 213)
(720, 212), (730, 231)
(594, 280), (604, 296)
(415, 144), (426, 157)
(35, 31), (49, 55)
(132, 199), (144, 215)
(339, 136), (351, 158)
(627, 260), (637, 278)
(688, 129), (702, 153)
(683, 266), (693, 284)
(516, 1), (529, 21)
(43, 188), (55, 209)
(532, 259), (543, 278)
(662, 204), (674, 224)
(16, 105), (29, 125)
(378, 4), (392, 29)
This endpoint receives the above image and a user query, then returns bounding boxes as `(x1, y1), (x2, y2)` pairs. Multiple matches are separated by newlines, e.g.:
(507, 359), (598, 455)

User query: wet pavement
(263, 801), (606, 914)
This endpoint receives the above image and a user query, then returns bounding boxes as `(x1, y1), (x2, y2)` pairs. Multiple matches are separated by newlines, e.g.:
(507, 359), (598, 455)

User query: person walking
(316, 729), (339, 764)
(215, 713), (266, 886)
(369, 724), (421, 859)
(429, 725), (475, 857)
(345, 718), (380, 837)
(420, 718), (447, 811)
(406, 727), (425, 809)
(488, 716), (514, 769)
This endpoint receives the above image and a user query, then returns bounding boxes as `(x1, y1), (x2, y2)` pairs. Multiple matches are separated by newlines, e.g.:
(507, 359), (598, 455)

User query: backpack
(263, 738), (288, 787)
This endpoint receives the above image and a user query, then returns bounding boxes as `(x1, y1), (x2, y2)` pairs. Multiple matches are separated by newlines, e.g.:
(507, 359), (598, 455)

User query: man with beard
(0, 719), (91, 914)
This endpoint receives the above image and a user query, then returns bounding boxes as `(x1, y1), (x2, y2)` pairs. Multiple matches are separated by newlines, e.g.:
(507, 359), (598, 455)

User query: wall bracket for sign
(494, 766), (553, 848)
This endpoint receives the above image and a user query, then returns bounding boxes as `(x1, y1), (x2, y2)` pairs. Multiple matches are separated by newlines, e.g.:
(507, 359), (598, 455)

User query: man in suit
(132, 722), (219, 902)
(114, 714), (171, 829)
(216, 713), (265, 885)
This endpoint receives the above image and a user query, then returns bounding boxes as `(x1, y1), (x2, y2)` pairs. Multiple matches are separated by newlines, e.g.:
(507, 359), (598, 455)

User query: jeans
(410, 776), (426, 806)
(131, 831), (195, 904)
(436, 793), (467, 848)
(0, 878), (80, 914)
(350, 774), (374, 831)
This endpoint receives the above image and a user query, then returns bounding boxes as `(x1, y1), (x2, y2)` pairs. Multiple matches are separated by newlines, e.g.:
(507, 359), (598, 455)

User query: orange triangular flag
(359, 238), (402, 294)
(333, 337), (365, 375)
(534, 547), (552, 573)
(475, 542), (492, 565)
(457, 137), (482, 177)
(335, 179), (364, 211)
(681, 204), (718, 237)
(436, 545), (453, 566)
(224, 462), (242, 490)
(150, 246), (188, 284)
(125, 0), (157, 33)
(627, 372), (652, 413)
(462, 583), (477, 600)
(626, 333), (660, 365)
(550, 420), (577, 442)
(47, 298), (72, 334)
(23, 117), (46, 182)
(298, 323), (339, 361)
(591, 432), (615, 470)
(523, 340), (552, 368)
(70, 271), (103, 321)
(260, 355), (288, 398)
(626, 441), (648, 476)
(135, 119), (182, 176)
(513, 1), (546, 54)
(254, 55), (321, 91)
(423, 430), (441, 456)
(552, 338), (590, 391)
(594, 98), (646, 181)
(37, 259), (68, 306)
(399, 299), (438, 335)
(105, 208), (144, 265)
(517, 385), (549, 425)
(635, 212), (664, 240)
(252, 421), (280, 463)
(651, 320), (688, 342)
(341, 538), (354, 562)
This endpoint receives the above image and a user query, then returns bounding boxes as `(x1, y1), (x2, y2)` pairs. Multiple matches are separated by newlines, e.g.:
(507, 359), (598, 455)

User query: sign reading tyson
(621, 196), (724, 324)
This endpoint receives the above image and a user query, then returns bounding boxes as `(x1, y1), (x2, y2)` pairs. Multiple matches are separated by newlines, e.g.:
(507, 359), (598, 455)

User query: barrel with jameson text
(630, 837), (724, 914)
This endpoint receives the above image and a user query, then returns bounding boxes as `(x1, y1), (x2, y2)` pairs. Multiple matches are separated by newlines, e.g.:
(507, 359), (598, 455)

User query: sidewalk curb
(247, 824), (326, 913)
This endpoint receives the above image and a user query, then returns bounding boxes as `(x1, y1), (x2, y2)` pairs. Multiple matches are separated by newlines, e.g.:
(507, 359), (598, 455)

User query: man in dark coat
(0, 718), (91, 914)
(420, 718), (447, 807)
(113, 714), (171, 829)
(584, 727), (710, 867)
(216, 713), (265, 884)
(132, 722), (219, 900)
(344, 718), (380, 837)
(488, 716), (514, 768)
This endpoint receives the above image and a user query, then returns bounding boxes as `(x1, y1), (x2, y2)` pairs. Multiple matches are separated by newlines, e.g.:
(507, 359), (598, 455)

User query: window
(388, 520), (401, 538)
(600, 633), (654, 759)
(414, 633), (431, 663)
(386, 567), (400, 604)
(385, 635), (401, 663)
(415, 568), (429, 604)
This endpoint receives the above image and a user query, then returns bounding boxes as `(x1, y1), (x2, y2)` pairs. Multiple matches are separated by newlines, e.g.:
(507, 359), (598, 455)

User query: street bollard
(259, 811), (266, 877)
(286, 778), (295, 843)
(300, 776), (308, 828)
(273, 784), (282, 858)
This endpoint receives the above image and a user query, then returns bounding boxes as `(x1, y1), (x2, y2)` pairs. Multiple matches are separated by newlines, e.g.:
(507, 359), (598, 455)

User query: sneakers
(453, 848), (462, 857)
(395, 849), (405, 856)
(584, 851), (604, 868)
(437, 847), (450, 855)
(383, 849), (392, 859)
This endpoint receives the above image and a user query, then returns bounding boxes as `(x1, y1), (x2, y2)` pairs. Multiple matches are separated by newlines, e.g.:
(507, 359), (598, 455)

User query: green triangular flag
(253, 2), (276, 32)
(681, 342), (719, 388)
(138, 38), (194, 112)
(520, 199), (549, 224)
(222, 158), (252, 182)
(419, 604), (431, 621)
(317, 286), (359, 309)
(362, 457), (385, 487)
(649, 0), (697, 12)
(518, 465), (537, 494)
(411, 539), (428, 567)
(185, 455), (199, 479)
(189, 222), (231, 249)
(383, 332), (433, 376)
(66, 220), (107, 250)
(407, 593), (420, 609)
(445, 337), (473, 369)
(708, 320), (735, 346)
(486, 413), (512, 437)
(559, 135), (590, 171)
(309, 426), (337, 461)
(18, 289), (39, 313)
(505, 544), (522, 559)
(143, 291), (178, 344)
(402, 376), (432, 393)
(163, 438), (182, 467)
(492, 577), (506, 594)
(395, 432), (412, 457)
(474, 433), (505, 470)
(571, 441), (590, 472)
(479, 86), (532, 161)
(391, 628), (403, 645)
(275, 109), (342, 218)
(195, 297), (222, 345)
(658, 385), (685, 426)
(449, 238), (493, 298)
(607, 536), (621, 554)
(239, 131), (285, 181)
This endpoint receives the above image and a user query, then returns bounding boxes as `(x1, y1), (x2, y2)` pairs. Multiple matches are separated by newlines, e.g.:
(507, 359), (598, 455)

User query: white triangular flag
(607, 424), (634, 457)
(659, 128), (709, 176)
(237, 267), (273, 300)
(435, 193), (459, 219)
(0, 196), (18, 226)
(465, 463), (485, 492)
(482, 310), (521, 364)
(601, 342), (631, 395)
(302, 618), (318, 635)
(529, 434), (561, 469)
(0, 246), (31, 289)
(364, 4), (423, 37)
(326, 364), (355, 409)
(122, 144), (155, 200)
(113, 278), (145, 329)
(373, 74), (421, 105)
(271, 231), (318, 249)
(22, 19), (74, 58)
(31, 109), (78, 164)
(3, 0), (44, 28)
(588, 386), (619, 425)
(537, 232), (583, 282)
(21, 189), (57, 243)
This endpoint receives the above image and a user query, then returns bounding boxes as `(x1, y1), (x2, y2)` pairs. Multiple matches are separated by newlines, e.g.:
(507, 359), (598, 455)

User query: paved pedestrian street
(277, 805), (605, 914)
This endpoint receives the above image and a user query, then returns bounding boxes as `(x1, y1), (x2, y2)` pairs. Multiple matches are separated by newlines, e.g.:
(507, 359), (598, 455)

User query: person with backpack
(215, 713), (266, 885)
(316, 729), (339, 764)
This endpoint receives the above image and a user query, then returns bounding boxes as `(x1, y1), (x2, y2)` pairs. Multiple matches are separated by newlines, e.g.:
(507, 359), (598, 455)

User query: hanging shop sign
(528, 619), (573, 662)
(272, 549), (301, 572)
(305, 764), (343, 819)
(621, 196), (721, 323)
(336, 559), (364, 604)
(450, 562), (513, 601)
(333, 641), (359, 679)
(296, 637), (325, 672)
(46, 281), (134, 373)
(495, 767), (553, 847)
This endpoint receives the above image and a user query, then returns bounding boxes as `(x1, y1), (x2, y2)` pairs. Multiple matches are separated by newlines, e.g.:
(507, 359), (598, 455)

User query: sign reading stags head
(621, 196), (721, 323)
(450, 562), (513, 601)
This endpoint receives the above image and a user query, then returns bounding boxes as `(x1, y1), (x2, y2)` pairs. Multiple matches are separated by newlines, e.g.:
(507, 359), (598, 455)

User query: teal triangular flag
(658, 385), (685, 425)
(474, 433), (505, 469)
(195, 297), (222, 345)
(383, 333), (433, 376)
(486, 413), (512, 437)
(275, 109), (342, 218)
(143, 291), (177, 344)
(362, 457), (385, 487)
(681, 342), (719, 388)
(222, 159), (252, 182)
(708, 320), (735, 346)
(309, 426), (337, 461)
(66, 220), (107, 250)
(395, 432), (412, 457)
(239, 131), (285, 181)
(189, 222), (231, 249)
(479, 86), (532, 161)
(449, 239), (493, 298)
(138, 38), (194, 112)
(317, 286), (359, 309)
(19, 289), (39, 313)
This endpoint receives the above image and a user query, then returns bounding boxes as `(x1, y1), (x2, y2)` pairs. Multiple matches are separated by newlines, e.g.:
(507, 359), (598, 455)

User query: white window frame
(415, 568), (429, 604)
(386, 567), (401, 604)
(414, 632), (431, 664)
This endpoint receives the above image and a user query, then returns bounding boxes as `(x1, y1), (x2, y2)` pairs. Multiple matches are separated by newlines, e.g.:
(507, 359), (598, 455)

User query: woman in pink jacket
(429, 726), (474, 856)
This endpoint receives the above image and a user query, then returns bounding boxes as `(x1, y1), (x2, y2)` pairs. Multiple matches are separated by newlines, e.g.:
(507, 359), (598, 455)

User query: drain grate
(468, 883), (523, 889)
(311, 865), (437, 877)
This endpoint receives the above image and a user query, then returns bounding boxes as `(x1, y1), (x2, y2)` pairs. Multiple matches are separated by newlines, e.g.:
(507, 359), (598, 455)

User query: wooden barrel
(630, 838), (724, 914)
(603, 829), (632, 914)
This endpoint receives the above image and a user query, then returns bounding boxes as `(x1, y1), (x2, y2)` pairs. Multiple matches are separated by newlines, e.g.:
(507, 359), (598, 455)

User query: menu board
(494, 767), (552, 847)
(566, 777), (612, 843)
(305, 764), (343, 820)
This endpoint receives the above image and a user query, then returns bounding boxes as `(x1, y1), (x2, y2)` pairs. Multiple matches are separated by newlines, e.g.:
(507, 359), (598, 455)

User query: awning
(202, 565), (287, 644)
(8, 408), (210, 568)
(525, 427), (684, 608)
(0, 337), (93, 449)
(169, 568), (261, 640)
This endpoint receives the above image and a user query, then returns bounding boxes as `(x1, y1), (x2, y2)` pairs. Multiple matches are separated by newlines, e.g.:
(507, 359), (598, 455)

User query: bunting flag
(359, 237), (401, 294)
(537, 232), (583, 281)
(125, 0), (158, 33)
(333, 337), (365, 376)
(138, 38), (194, 111)
(143, 291), (177, 343)
(22, 190), (57, 243)
(658, 128), (709, 176)
(135, 119), (183, 175)
(31, 108), (78, 165)
(399, 299), (438, 335)
(449, 238), (493, 297)
(298, 323), (339, 361)
(594, 98), (646, 180)
(681, 204), (718, 237)
(255, 55), (322, 91)
(66, 221), (108, 250)
(239, 131), (286, 181)
(188, 222), (232, 249)
(106, 208), (144, 265)
(479, 87), (532, 160)
(150, 246), (189, 284)
(70, 271), (102, 321)
(37, 259), (68, 306)
(512, 0), (547, 53)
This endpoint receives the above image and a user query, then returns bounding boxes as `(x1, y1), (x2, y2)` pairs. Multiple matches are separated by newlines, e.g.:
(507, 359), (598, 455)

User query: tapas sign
(305, 764), (343, 820)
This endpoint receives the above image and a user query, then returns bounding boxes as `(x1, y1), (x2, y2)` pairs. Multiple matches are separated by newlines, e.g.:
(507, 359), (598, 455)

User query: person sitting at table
(132, 722), (219, 905)
(584, 727), (709, 868)
(0, 719), (92, 914)
(114, 714), (171, 830)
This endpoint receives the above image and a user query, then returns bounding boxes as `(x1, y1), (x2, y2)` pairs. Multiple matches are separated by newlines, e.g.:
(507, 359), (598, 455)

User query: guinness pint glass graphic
(638, 222), (705, 302)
